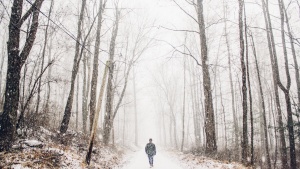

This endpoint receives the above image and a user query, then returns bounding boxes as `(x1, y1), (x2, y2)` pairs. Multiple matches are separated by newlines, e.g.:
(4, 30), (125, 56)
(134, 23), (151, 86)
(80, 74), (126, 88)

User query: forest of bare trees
(0, 0), (300, 168)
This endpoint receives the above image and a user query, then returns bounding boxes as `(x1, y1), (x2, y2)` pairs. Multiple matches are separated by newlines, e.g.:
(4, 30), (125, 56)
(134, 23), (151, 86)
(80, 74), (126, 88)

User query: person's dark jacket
(145, 143), (156, 156)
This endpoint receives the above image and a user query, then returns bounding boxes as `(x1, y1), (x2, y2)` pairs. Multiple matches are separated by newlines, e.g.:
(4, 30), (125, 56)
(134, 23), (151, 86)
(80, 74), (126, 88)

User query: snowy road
(115, 149), (247, 169)
(116, 149), (185, 169)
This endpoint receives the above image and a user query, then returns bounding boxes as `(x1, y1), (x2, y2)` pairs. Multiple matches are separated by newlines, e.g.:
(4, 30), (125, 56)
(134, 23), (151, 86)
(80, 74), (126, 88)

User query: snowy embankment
(0, 127), (122, 169)
(115, 149), (249, 169)
(171, 151), (249, 169)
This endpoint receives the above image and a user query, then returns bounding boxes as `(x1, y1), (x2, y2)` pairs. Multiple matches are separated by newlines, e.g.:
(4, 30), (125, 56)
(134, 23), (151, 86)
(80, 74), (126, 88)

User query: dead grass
(0, 127), (123, 169)
(0, 148), (62, 169)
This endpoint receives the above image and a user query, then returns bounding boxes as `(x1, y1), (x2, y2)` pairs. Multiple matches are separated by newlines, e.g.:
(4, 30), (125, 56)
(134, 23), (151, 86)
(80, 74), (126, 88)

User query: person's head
(149, 138), (152, 143)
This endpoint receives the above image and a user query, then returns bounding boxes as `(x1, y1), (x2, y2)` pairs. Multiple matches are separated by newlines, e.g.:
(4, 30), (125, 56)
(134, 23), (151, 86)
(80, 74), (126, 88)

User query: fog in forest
(0, 0), (300, 168)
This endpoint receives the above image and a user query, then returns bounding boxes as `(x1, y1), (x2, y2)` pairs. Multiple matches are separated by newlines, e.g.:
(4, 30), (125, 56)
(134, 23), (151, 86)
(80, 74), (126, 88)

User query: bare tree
(60, 0), (87, 134)
(283, 1), (300, 114)
(261, 0), (288, 168)
(89, 0), (106, 132)
(237, 0), (248, 164)
(196, 0), (217, 154)
(17, 61), (54, 130)
(82, 41), (88, 133)
(154, 65), (179, 149)
(244, 7), (253, 165)
(76, 73), (79, 131)
(85, 61), (109, 165)
(35, 0), (53, 115)
(44, 28), (53, 114)
(223, 1), (239, 157)
(82, 38), (92, 133)
(277, 0), (296, 168)
(249, 32), (271, 169)
(0, 0), (45, 151)
(181, 38), (187, 152)
(103, 8), (121, 145)
(218, 74), (227, 151)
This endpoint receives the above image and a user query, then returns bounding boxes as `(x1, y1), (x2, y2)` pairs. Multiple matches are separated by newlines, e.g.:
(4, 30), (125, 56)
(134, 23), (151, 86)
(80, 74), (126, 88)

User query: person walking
(145, 138), (156, 168)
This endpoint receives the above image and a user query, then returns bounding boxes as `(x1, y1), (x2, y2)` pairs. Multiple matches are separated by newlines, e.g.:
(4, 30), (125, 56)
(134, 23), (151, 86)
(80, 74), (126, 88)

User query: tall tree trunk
(169, 116), (173, 147)
(277, 1), (296, 168)
(238, 0), (248, 164)
(244, 10), (254, 165)
(284, 1), (300, 113)
(122, 99), (126, 145)
(284, 0), (300, 148)
(162, 106), (166, 146)
(76, 74), (79, 131)
(219, 75), (227, 151)
(0, 0), (44, 151)
(103, 10), (120, 145)
(23, 60), (37, 118)
(0, 36), (6, 109)
(133, 67), (138, 146)
(224, 5), (239, 157)
(45, 31), (53, 114)
(19, 13), (32, 116)
(112, 63), (135, 122)
(171, 111), (178, 149)
(250, 33), (271, 169)
(89, 0), (105, 132)
(181, 50), (186, 152)
(15, 62), (28, 130)
(36, 0), (53, 115)
(82, 39), (91, 133)
(213, 44), (220, 147)
(261, 0), (288, 167)
(82, 48), (87, 133)
(196, 0), (217, 154)
(60, 0), (87, 134)
(270, 91), (278, 167)
(85, 61), (109, 165)
(86, 43), (92, 120)
(189, 61), (200, 148)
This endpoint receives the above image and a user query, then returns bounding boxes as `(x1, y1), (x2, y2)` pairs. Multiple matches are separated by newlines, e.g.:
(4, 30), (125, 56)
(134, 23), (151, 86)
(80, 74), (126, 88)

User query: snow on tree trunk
(0, 0), (45, 151)
(196, 0), (217, 154)
(261, 0), (288, 168)
(277, 0), (296, 168)
(89, 0), (105, 133)
(238, 0), (248, 164)
(60, 0), (87, 134)
(85, 61), (109, 165)
(103, 9), (120, 145)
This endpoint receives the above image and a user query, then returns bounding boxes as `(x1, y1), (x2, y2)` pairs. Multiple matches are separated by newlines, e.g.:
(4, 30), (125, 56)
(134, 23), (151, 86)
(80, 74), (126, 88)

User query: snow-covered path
(115, 149), (248, 169)
(116, 149), (185, 169)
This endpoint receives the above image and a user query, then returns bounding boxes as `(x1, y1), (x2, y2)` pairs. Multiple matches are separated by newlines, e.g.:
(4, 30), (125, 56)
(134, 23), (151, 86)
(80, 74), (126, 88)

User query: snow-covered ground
(0, 127), (247, 169)
(116, 149), (185, 169)
(116, 149), (248, 169)
(0, 127), (122, 169)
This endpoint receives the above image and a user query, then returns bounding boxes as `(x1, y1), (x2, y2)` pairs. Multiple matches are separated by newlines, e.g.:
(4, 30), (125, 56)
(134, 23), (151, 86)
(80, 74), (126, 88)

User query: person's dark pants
(148, 154), (154, 166)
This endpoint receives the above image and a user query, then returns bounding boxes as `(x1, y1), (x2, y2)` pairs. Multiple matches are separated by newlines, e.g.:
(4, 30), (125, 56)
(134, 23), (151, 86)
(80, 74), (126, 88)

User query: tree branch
(17, 60), (54, 129)
(155, 38), (202, 66)
(20, 0), (44, 66)
(159, 26), (200, 34)
(172, 0), (198, 24)
(18, 0), (40, 27)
